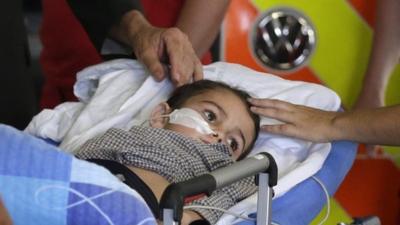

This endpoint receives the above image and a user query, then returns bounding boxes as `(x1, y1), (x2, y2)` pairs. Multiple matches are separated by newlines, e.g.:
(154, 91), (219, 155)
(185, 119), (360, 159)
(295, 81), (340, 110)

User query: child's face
(165, 88), (256, 160)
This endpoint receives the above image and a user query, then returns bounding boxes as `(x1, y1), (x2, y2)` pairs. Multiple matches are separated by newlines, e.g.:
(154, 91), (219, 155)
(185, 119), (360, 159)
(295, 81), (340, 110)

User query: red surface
(335, 157), (400, 225)
(40, 0), (102, 108)
(347, 0), (377, 27)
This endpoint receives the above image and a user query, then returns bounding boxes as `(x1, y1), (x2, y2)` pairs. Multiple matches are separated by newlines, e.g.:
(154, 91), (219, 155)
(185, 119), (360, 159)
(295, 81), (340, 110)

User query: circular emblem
(250, 7), (316, 72)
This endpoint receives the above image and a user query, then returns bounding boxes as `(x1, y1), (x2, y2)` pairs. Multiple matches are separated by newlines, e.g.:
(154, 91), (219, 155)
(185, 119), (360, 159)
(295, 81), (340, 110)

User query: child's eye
(227, 138), (239, 152)
(204, 110), (216, 122)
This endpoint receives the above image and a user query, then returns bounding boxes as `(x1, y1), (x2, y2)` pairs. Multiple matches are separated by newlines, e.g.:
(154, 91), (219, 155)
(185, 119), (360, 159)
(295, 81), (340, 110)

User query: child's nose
(199, 132), (218, 144)
(212, 131), (225, 144)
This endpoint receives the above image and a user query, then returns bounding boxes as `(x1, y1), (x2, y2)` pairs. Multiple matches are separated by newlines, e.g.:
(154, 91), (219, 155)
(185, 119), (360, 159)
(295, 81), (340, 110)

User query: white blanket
(26, 59), (340, 224)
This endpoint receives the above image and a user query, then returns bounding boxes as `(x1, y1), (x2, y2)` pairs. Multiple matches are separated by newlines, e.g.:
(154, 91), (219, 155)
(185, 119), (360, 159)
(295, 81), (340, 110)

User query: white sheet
(26, 59), (340, 224)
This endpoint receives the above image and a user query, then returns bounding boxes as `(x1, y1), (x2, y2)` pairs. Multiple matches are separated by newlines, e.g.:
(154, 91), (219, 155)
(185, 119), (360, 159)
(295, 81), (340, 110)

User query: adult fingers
(192, 59), (204, 82)
(260, 124), (301, 138)
(261, 121), (332, 143)
(248, 98), (295, 111)
(162, 28), (199, 86)
(250, 105), (294, 123)
(139, 48), (166, 81)
(129, 23), (166, 81)
(162, 28), (186, 85)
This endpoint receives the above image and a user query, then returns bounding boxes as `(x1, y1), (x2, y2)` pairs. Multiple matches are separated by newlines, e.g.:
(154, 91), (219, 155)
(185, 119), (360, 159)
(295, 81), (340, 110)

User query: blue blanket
(0, 124), (357, 225)
(0, 125), (157, 225)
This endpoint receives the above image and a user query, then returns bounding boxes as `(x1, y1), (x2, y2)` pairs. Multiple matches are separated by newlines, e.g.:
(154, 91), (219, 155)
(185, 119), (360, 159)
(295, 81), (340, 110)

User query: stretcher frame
(160, 152), (278, 225)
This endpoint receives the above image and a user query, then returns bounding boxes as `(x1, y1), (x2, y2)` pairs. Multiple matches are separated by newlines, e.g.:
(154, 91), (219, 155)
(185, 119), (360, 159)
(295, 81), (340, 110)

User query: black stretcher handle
(159, 174), (216, 222)
(159, 152), (278, 222)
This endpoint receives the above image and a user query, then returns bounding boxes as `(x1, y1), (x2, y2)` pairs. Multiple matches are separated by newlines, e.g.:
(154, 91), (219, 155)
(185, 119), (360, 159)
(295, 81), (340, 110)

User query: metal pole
(210, 154), (270, 188)
(257, 172), (273, 225)
(163, 209), (179, 225)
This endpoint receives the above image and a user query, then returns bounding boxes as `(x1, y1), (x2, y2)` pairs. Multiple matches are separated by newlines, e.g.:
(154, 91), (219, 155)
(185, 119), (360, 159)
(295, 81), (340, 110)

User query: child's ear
(150, 102), (172, 128)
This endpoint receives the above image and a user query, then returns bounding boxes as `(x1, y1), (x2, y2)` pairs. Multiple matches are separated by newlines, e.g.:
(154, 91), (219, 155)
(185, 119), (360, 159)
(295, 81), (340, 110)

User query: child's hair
(167, 80), (260, 159)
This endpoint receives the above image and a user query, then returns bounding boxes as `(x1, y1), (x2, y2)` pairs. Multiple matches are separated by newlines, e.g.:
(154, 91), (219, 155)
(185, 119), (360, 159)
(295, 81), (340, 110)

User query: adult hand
(121, 10), (203, 86)
(248, 98), (340, 142)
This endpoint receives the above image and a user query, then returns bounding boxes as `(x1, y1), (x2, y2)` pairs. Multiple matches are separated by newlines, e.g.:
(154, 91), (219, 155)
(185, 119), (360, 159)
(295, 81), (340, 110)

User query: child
(77, 80), (260, 225)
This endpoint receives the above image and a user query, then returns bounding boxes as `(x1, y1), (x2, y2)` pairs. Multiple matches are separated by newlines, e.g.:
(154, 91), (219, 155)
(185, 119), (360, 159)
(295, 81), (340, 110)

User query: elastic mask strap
(141, 115), (169, 127)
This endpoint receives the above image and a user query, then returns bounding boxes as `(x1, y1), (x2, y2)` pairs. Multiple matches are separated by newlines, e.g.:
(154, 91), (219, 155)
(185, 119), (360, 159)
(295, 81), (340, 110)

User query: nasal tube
(168, 108), (216, 135)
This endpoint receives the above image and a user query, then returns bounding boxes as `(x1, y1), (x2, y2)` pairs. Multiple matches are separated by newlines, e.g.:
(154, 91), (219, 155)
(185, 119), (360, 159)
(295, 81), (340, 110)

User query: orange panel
(348, 0), (377, 27)
(335, 158), (400, 225)
(283, 67), (322, 84)
(223, 0), (263, 71)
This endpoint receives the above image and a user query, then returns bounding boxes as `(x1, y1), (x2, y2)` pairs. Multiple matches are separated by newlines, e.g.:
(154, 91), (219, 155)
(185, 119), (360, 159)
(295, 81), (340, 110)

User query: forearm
(361, 0), (400, 94)
(332, 105), (400, 145)
(175, 0), (230, 57)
